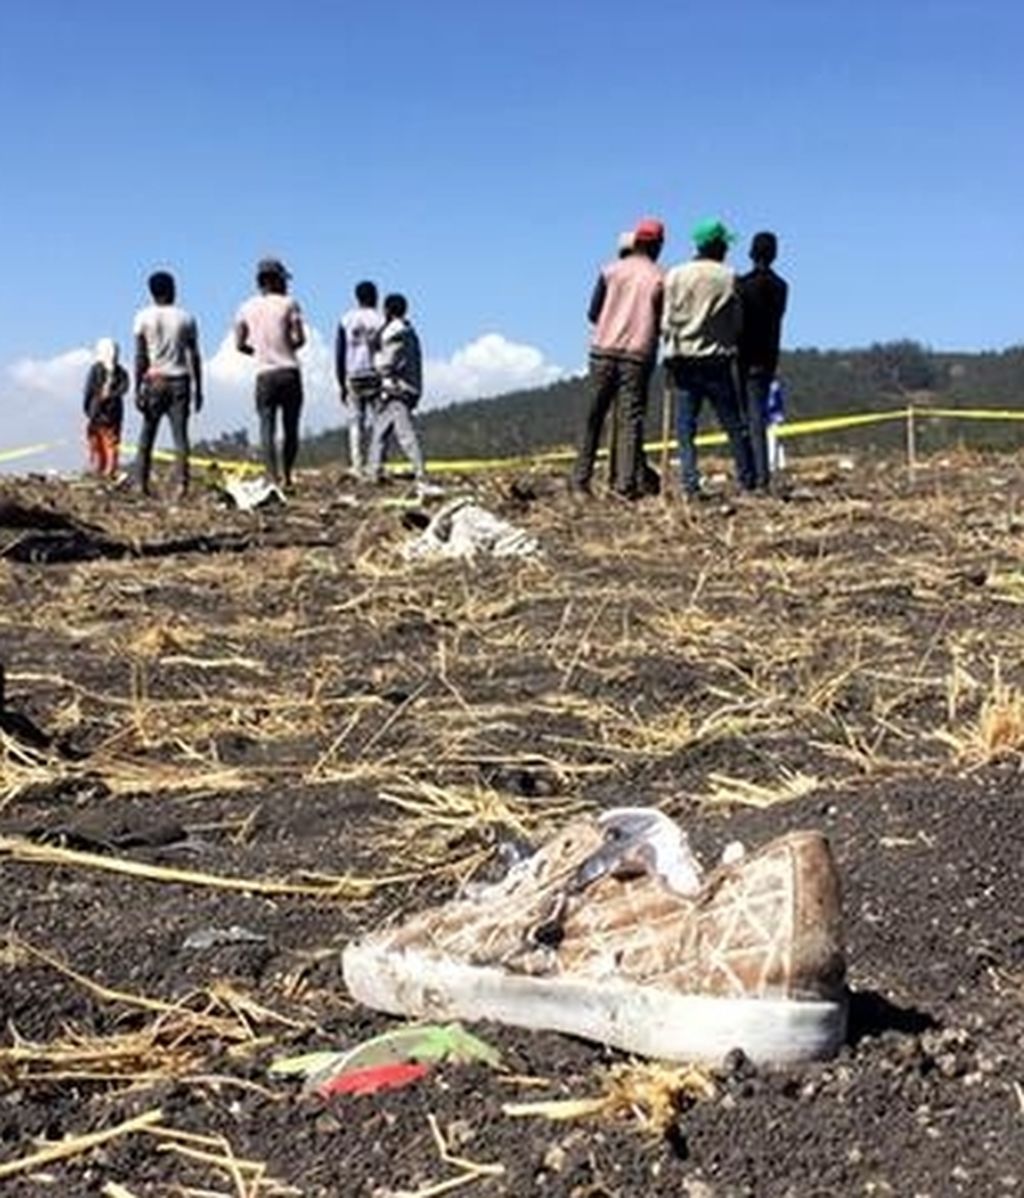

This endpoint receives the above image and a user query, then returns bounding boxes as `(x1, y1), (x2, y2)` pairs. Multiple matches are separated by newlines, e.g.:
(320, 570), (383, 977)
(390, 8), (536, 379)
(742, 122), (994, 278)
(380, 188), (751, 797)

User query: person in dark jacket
(83, 339), (129, 478)
(737, 231), (789, 490)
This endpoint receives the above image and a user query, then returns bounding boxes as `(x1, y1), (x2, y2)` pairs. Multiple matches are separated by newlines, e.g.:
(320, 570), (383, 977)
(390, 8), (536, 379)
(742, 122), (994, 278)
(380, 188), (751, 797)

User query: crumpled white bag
(223, 477), (287, 511)
(402, 498), (539, 561)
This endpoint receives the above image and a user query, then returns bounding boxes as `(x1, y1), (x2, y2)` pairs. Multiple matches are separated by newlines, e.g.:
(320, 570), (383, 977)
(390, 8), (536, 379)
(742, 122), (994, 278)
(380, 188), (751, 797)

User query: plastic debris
(222, 477), (286, 511)
(401, 498), (539, 561)
(317, 1061), (430, 1097)
(270, 1021), (502, 1095)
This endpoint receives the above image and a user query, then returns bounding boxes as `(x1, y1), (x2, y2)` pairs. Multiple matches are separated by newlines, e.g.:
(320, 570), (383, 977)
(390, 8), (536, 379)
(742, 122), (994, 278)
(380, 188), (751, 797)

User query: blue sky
(1, 0), (1022, 454)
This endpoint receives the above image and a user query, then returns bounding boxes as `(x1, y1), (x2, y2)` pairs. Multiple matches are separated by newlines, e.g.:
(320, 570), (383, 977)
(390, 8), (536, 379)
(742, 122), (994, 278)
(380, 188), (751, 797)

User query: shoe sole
(342, 940), (847, 1067)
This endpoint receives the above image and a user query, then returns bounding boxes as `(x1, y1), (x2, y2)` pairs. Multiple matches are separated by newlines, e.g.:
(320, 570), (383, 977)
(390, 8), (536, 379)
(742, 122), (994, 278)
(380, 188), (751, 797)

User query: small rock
(935, 1053), (964, 1079)
(682, 1181), (715, 1198)
(542, 1144), (566, 1173)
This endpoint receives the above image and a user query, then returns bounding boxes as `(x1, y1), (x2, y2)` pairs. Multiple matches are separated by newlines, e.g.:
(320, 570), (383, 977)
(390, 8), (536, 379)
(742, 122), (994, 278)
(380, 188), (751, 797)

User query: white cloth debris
(597, 807), (704, 896)
(401, 497), (539, 561)
(223, 477), (287, 511)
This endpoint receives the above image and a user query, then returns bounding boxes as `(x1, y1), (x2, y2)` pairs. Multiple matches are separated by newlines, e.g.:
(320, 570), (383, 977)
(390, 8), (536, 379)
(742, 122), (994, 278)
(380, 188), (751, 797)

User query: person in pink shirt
(235, 258), (306, 488)
(572, 218), (665, 499)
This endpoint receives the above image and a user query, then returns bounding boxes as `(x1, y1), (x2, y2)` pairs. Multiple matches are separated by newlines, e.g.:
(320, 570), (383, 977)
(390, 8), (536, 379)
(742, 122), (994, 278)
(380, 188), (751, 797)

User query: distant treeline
(198, 341), (1024, 466)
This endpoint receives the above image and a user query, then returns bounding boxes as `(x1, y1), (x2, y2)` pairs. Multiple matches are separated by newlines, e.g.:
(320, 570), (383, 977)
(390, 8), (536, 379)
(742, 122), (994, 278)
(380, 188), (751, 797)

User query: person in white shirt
(235, 258), (306, 488)
(132, 271), (202, 498)
(335, 281), (385, 476)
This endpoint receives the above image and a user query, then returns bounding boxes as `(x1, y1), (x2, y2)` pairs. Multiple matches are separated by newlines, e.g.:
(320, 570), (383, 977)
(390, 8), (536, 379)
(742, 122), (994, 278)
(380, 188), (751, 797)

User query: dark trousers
(668, 357), (755, 495)
(136, 376), (191, 495)
(256, 368), (303, 485)
(739, 367), (772, 489)
(573, 353), (648, 495)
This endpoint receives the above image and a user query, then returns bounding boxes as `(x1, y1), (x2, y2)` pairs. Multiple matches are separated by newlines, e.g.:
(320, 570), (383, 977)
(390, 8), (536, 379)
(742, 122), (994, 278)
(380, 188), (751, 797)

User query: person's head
(383, 293), (408, 321)
(355, 280), (378, 308)
(256, 258), (290, 294)
(95, 338), (118, 369)
(750, 231), (778, 267)
(617, 231), (635, 258)
(148, 271), (176, 305)
(633, 217), (665, 261)
(692, 218), (736, 262)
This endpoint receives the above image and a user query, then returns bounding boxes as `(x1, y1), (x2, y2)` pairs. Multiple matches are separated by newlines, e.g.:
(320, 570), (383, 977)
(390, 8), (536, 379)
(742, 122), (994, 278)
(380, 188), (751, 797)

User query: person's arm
(187, 321), (203, 412)
(288, 301), (306, 351)
(651, 283), (664, 345)
(779, 278), (789, 320)
(134, 334), (150, 402)
(82, 363), (100, 415)
(731, 277), (744, 344)
(113, 364), (130, 399)
(235, 313), (253, 356)
(587, 272), (607, 324)
(377, 324), (399, 393)
(335, 323), (346, 396)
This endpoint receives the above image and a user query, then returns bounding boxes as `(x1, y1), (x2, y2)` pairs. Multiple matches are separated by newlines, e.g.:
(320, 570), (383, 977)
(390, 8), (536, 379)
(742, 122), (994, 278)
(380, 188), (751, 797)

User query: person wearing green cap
(662, 218), (754, 497)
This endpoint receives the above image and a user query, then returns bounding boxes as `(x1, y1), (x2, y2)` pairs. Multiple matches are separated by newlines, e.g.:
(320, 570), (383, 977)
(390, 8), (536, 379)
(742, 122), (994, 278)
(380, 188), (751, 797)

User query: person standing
(662, 218), (754, 497)
(572, 217), (665, 499)
(133, 271), (203, 498)
(336, 281), (386, 476)
(737, 231), (789, 490)
(83, 338), (129, 478)
(367, 293), (430, 489)
(235, 258), (306, 488)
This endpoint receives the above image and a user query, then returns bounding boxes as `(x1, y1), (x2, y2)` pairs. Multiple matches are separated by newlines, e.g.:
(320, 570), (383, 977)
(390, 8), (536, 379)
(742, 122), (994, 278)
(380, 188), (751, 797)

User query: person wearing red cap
(572, 218), (665, 499)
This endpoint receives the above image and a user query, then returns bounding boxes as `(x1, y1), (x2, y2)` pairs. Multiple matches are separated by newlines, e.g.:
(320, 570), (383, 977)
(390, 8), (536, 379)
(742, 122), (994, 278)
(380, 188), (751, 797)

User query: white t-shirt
(341, 307), (385, 378)
(132, 304), (198, 379)
(235, 294), (304, 373)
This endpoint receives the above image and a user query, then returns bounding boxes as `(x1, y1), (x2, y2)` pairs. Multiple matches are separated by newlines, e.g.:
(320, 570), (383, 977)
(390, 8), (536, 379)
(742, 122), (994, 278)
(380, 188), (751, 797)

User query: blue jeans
(739, 367), (772, 490)
(669, 357), (755, 495)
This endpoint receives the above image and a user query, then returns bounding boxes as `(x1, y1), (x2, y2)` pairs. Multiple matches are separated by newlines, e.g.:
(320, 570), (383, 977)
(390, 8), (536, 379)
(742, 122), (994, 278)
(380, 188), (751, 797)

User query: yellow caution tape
(914, 406), (1024, 422)
(0, 441), (64, 464)
(2, 405), (1023, 477)
(118, 444), (266, 476)
(426, 409), (911, 471)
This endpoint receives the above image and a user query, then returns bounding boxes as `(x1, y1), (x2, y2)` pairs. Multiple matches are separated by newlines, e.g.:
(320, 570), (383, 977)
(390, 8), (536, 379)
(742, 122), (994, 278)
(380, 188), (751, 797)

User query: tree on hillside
(866, 340), (937, 393)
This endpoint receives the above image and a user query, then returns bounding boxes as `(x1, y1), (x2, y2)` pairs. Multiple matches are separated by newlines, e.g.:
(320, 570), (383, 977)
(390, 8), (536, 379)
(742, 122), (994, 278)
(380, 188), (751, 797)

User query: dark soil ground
(2, 454), (1024, 1197)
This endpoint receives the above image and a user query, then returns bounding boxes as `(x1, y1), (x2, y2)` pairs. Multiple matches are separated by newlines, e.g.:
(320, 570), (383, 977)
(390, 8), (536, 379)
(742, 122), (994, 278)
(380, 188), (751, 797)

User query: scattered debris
(271, 1022), (502, 1097)
(183, 924), (268, 951)
(401, 498), (540, 560)
(221, 477), (287, 511)
(319, 1061), (430, 1097)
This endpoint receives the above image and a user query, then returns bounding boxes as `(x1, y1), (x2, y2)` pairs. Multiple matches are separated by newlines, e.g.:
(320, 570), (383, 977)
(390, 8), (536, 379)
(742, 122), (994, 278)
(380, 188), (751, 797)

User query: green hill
(200, 342), (1024, 467)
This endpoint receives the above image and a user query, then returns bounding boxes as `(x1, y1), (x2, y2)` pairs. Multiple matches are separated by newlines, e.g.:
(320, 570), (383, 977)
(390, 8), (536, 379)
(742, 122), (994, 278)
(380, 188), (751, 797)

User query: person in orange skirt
(83, 338), (129, 477)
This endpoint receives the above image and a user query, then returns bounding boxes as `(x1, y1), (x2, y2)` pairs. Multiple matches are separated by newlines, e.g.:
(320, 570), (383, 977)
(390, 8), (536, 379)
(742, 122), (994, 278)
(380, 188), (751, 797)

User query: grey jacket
(377, 317), (423, 404)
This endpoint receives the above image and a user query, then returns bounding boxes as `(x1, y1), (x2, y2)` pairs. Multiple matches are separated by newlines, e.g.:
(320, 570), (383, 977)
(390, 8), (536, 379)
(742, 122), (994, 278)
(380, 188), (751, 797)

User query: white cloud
(9, 346), (94, 395)
(424, 333), (565, 405)
(0, 329), (567, 472)
(205, 326), (339, 432)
